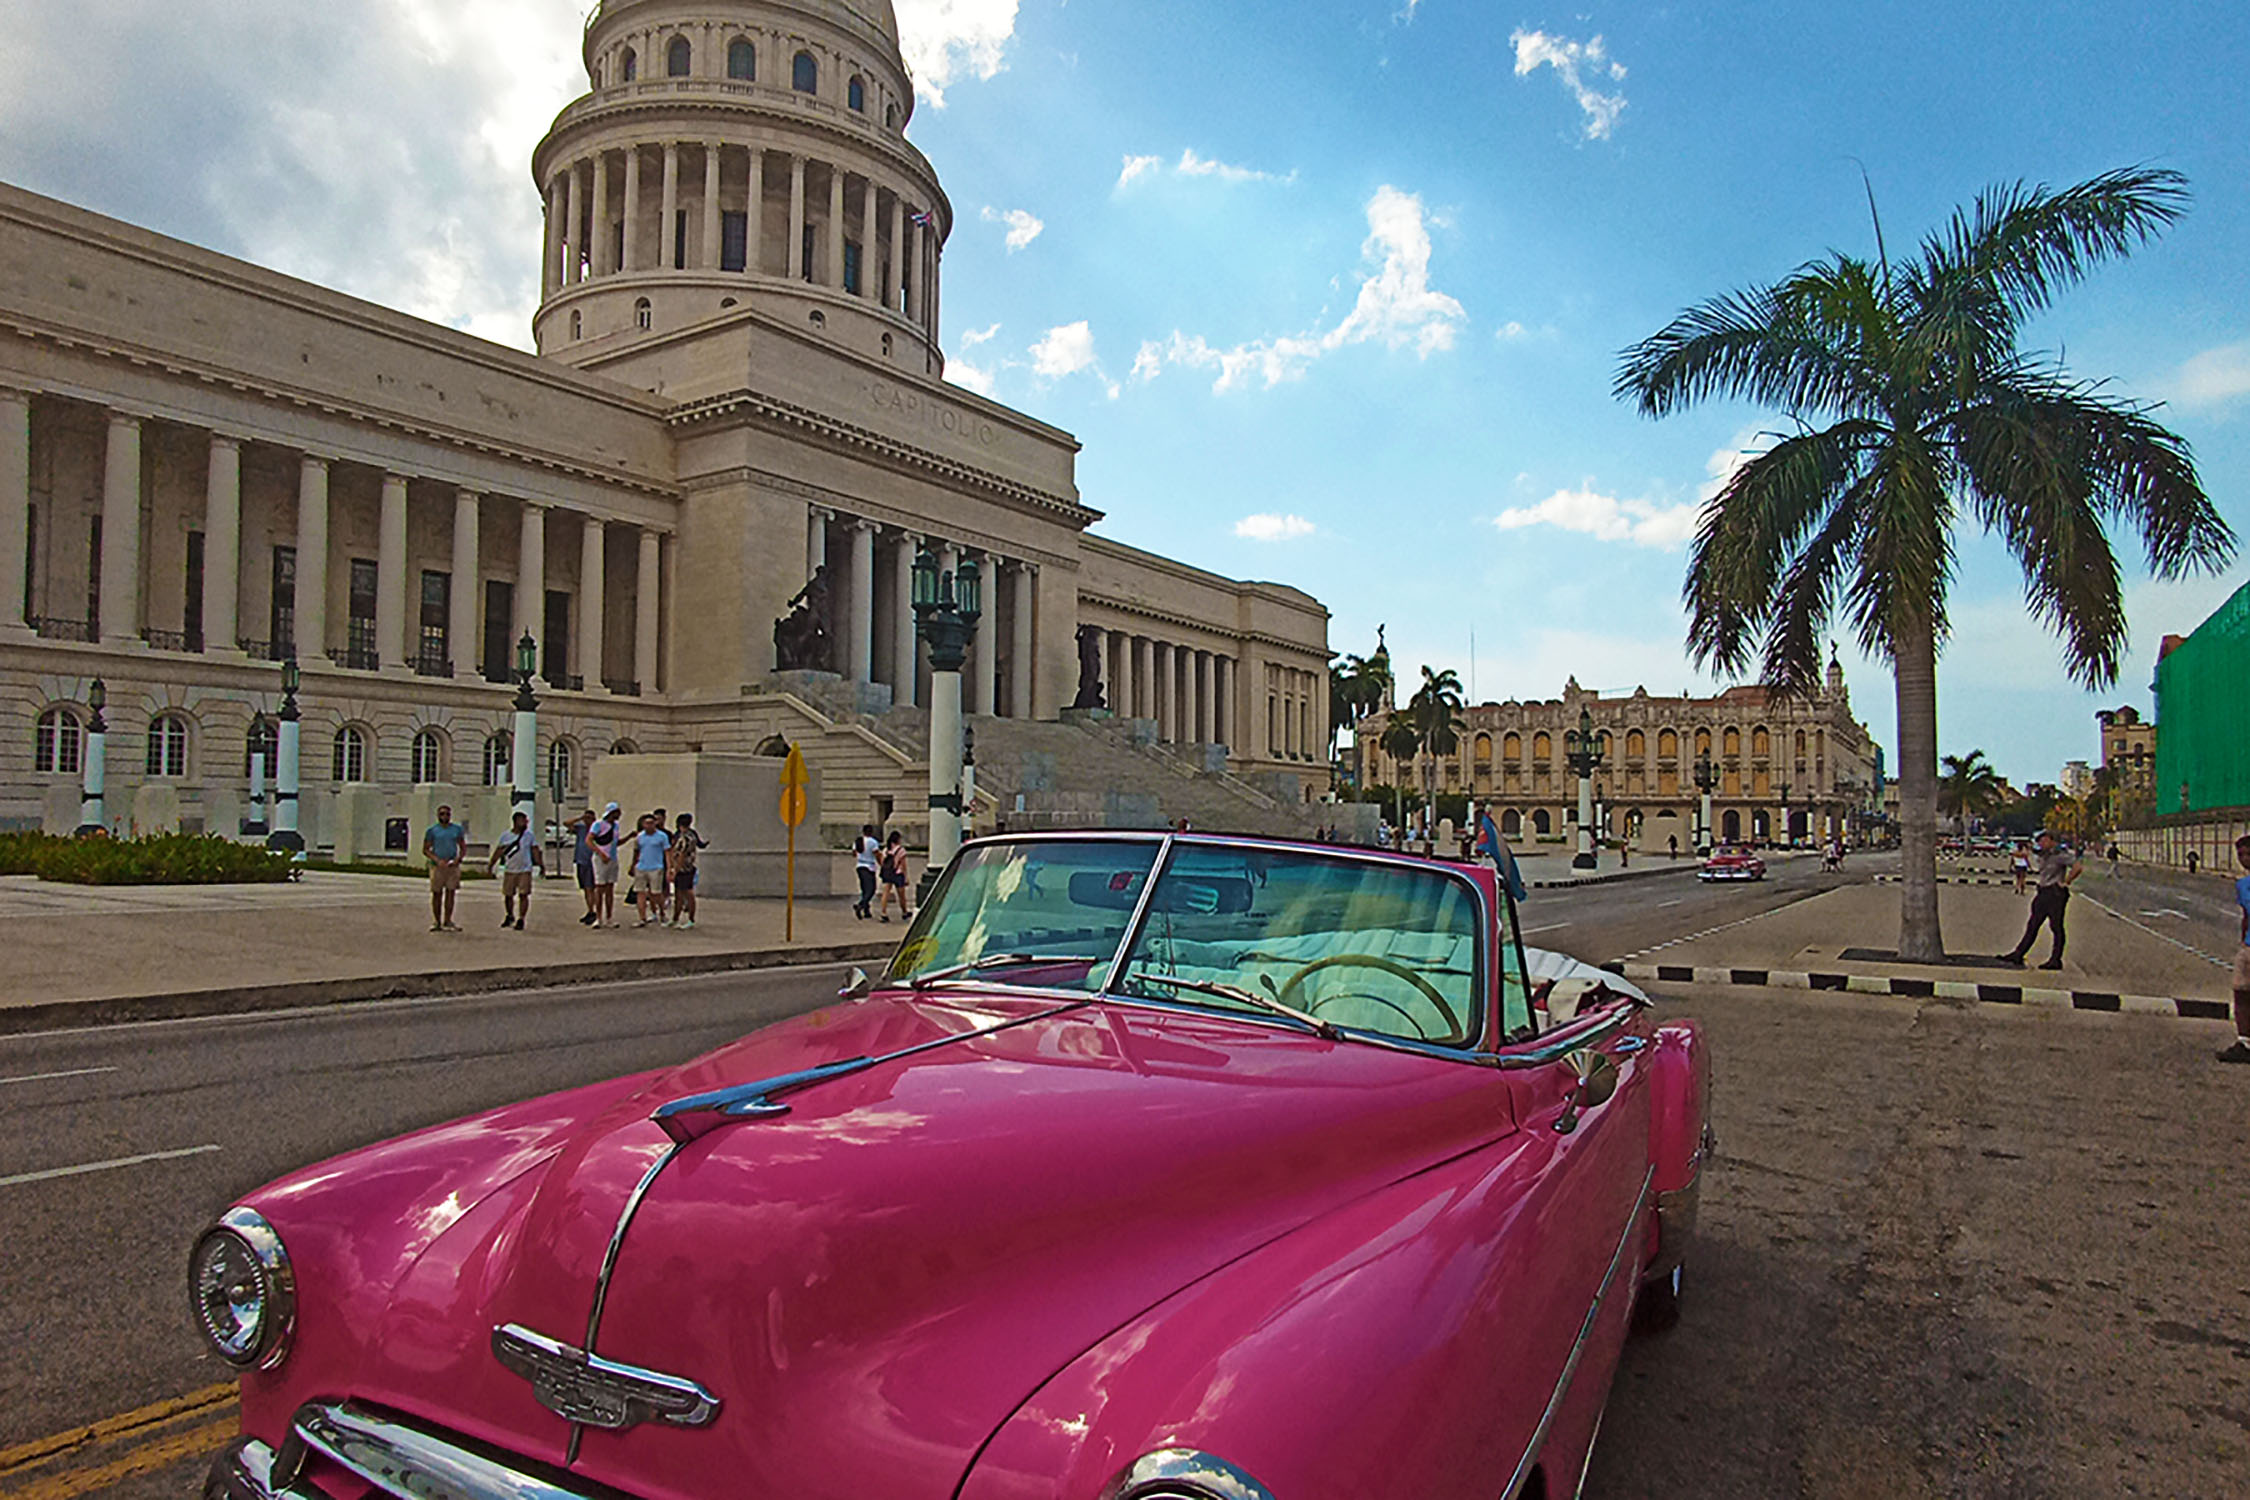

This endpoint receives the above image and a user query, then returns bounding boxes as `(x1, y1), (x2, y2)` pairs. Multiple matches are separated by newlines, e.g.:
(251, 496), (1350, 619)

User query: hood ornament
(492, 1324), (719, 1432)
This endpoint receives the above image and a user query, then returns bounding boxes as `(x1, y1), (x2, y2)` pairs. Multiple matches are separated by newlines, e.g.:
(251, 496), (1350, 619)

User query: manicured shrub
(0, 831), (295, 885)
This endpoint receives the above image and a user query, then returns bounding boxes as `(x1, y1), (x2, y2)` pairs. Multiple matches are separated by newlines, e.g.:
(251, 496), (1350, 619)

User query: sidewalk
(1608, 880), (2235, 1021)
(0, 873), (899, 1034)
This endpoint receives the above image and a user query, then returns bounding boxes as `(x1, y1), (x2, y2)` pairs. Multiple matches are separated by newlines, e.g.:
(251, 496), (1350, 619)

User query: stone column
(635, 528), (661, 693)
(293, 455), (329, 661)
(846, 520), (875, 684)
(859, 177), (879, 300)
(805, 505), (827, 581)
(590, 151), (612, 277)
(891, 533), (916, 708)
(825, 165), (846, 290)
(1084, 627), (1107, 710)
(1010, 563), (1034, 718)
(907, 216), (924, 321)
(701, 143), (723, 270)
(745, 148), (764, 274)
(449, 489), (480, 679)
(376, 472), (408, 670)
(1197, 651), (1215, 744)
(620, 147), (642, 272)
(787, 156), (807, 279)
(1114, 632), (1135, 720)
(544, 178), (566, 299)
(98, 412), (142, 645)
(565, 162), (584, 284)
(1134, 635), (1154, 723)
(929, 235), (941, 342)
(660, 143), (680, 270)
(888, 195), (905, 311)
(1156, 643), (1177, 743)
(579, 515), (606, 692)
(0, 388), (30, 636)
(972, 554), (997, 715)
(1215, 656), (1233, 751)
(515, 503), (547, 670)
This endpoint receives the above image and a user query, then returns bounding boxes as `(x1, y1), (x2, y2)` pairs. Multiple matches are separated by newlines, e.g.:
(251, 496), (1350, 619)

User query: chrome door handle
(1610, 1036), (1648, 1056)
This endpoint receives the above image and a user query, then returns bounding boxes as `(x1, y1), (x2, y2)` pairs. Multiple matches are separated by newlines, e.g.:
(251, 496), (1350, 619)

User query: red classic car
(1698, 844), (1767, 882)
(194, 832), (1714, 1500)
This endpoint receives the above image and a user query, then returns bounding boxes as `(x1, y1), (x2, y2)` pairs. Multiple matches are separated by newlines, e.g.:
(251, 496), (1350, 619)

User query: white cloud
(1492, 487), (1701, 549)
(1030, 321), (1098, 379)
(894, 0), (1021, 107)
(1175, 148), (1294, 185)
(1698, 425), (1774, 502)
(1495, 320), (1527, 340)
(1117, 153), (1164, 189)
(960, 321), (1002, 349)
(981, 205), (1044, 252)
(1133, 185), (1465, 392)
(2172, 340), (2250, 410)
(1235, 513), (1318, 541)
(1511, 28), (1628, 140)
(947, 360), (996, 396)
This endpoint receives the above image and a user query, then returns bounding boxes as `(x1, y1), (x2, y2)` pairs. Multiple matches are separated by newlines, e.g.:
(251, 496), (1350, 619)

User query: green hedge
(0, 832), (296, 885)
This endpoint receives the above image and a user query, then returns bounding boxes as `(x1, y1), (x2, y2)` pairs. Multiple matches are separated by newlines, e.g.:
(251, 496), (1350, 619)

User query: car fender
(1640, 1020), (1712, 1279)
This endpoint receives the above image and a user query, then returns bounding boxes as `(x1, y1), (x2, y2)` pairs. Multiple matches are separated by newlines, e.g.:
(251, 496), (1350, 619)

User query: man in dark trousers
(2001, 830), (2080, 970)
(2220, 835), (2250, 1064)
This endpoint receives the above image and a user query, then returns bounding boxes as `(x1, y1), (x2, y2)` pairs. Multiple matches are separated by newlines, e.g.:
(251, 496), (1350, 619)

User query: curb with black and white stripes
(1600, 960), (2230, 1021)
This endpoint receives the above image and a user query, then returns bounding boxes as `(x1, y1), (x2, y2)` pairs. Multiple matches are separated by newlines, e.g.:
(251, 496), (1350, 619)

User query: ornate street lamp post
(268, 657), (304, 853)
(913, 547), (980, 884)
(1692, 750), (1718, 855)
(75, 678), (108, 835)
(1563, 707), (1607, 871)
(511, 631), (540, 827)
(1776, 776), (1793, 848)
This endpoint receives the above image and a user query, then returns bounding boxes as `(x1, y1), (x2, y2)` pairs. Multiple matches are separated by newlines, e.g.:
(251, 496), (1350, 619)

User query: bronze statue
(773, 565), (835, 672)
(1071, 625), (1107, 710)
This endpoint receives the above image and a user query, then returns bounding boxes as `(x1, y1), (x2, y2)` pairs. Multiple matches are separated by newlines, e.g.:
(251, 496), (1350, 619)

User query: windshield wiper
(1127, 972), (1344, 1041)
(906, 952), (1098, 989)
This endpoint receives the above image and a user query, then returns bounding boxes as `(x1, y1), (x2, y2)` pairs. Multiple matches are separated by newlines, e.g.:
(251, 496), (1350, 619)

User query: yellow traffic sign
(779, 745), (810, 829)
(780, 744), (810, 787)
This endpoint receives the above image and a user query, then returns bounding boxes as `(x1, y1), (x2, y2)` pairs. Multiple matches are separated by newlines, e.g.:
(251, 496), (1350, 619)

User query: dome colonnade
(534, 0), (948, 373)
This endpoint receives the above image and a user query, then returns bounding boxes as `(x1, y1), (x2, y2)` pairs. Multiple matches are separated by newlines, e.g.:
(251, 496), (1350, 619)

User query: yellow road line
(0, 1384), (236, 1477)
(0, 1418), (239, 1500)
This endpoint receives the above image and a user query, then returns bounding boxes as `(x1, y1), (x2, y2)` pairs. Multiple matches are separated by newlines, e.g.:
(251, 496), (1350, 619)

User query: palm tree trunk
(1895, 607), (1945, 962)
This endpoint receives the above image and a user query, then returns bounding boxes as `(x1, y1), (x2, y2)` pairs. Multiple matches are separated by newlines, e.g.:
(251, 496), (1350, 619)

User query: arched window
(1472, 733), (1492, 765)
(1625, 729), (1646, 757)
(881, 332), (893, 357)
(666, 36), (691, 77)
(548, 738), (576, 794)
(1751, 726), (1770, 757)
(244, 717), (277, 777)
(1722, 810), (1742, 842)
(609, 738), (639, 756)
(885, 103), (899, 129)
(35, 708), (82, 775)
(146, 714), (189, 778)
(411, 729), (444, 785)
(570, 309), (583, 340)
(1694, 728), (1711, 756)
(1501, 808), (1522, 837)
(728, 38), (755, 80)
(1532, 730), (1552, 762)
(792, 50), (817, 94)
(848, 75), (866, 112)
(1503, 731), (1522, 763)
(1658, 728), (1678, 758)
(1723, 727), (1741, 756)
(1795, 728), (1808, 758)
(634, 297), (652, 331)
(331, 725), (367, 784)
(484, 732), (513, 787)
(621, 47), (638, 81)
(1532, 809), (1552, 836)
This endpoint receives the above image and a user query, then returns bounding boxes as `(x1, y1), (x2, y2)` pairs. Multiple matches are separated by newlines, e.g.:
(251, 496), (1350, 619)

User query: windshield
(884, 839), (1163, 992)
(1113, 844), (1483, 1047)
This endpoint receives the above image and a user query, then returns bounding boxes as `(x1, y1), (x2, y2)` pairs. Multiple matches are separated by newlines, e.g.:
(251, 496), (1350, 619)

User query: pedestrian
(1668, 833), (1679, 860)
(668, 812), (706, 929)
(2107, 841), (2122, 875)
(651, 806), (671, 910)
(569, 807), (599, 925)
(487, 809), (542, 930)
(2187, 849), (2201, 876)
(630, 813), (672, 927)
(588, 801), (622, 927)
(2010, 841), (2030, 894)
(852, 824), (880, 918)
(422, 804), (467, 932)
(2219, 835), (2250, 1064)
(877, 831), (913, 921)
(2000, 830), (2081, 970)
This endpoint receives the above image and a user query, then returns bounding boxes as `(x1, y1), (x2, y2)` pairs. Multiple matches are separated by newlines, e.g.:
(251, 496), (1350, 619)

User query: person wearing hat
(568, 806), (599, 926)
(2000, 830), (2080, 970)
(587, 802), (623, 928)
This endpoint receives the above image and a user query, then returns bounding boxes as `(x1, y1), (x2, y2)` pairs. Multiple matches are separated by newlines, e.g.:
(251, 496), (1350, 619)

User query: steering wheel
(1275, 954), (1462, 1040)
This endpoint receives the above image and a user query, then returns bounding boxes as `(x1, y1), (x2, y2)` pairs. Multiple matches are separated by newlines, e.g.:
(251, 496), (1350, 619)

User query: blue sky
(4, 0), (2245, 788)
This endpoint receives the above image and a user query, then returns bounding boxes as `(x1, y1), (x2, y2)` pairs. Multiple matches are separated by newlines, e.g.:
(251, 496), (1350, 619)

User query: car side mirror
(838, 966), (873, 1000)
(1553, 1050), (1618, 1135)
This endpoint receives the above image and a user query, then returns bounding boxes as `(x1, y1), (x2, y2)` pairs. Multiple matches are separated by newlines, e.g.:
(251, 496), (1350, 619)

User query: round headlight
(189, 1207), (295, 1370)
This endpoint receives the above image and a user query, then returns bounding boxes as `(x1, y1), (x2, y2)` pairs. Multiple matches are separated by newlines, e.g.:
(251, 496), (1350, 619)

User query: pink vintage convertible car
(194, 832), (1713, 1500)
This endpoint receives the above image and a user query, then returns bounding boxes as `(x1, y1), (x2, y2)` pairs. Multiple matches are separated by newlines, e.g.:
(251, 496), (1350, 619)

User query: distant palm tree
(1616, 167), (2233, 960)
(1938, 750), (2007, 831)
(1328, 641), (1396, 766)
(1377, 715), (1421, 833)
(1407, 666), (1466, 827)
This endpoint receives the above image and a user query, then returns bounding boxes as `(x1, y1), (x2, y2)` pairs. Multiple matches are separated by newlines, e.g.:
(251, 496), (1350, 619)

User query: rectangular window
(483, 580), (514, 683)
(675, 210), (688, 270)
(544, 588), (573, 683)
(843, 240), (861, 296)
(270, 545), (296, 658)
(721, 211), (748, 273)
(185, 531), (205, 652)
(418, 570), (450, 672)
(347, 558), (378, 667)
(87, 514), (101, 638)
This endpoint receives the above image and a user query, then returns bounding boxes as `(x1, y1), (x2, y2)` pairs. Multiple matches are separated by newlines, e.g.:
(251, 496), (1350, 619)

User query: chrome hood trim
(491, 1323), (718, 1432)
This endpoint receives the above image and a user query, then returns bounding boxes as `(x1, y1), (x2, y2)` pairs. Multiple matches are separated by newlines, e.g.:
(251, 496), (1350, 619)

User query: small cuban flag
(908, 208), (937, 229)
(1476, 812), (1528, 904)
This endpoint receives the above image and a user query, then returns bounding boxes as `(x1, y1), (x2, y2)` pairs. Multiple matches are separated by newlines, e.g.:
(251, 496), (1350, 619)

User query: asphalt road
(15, 858), (2240, 1499)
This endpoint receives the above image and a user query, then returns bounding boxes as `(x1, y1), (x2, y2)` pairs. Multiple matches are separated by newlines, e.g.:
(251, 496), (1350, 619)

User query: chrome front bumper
(207, 1401), (597, 1500)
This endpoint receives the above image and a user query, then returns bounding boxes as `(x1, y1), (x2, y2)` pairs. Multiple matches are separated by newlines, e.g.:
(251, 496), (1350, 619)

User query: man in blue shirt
(422, 805), (468, 932)
(2222, 834), (2250, 1064)
(631, 813), (672, 928)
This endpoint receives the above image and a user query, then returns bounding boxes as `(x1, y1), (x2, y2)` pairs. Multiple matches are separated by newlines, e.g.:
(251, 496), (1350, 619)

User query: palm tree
(1407, 666), (1466, 830)
(1938, 750), (2007, 831)
(1615, 167), (2233, 960)
(1377, 715), (1421, 833)
(1328, 640), (1396, 769)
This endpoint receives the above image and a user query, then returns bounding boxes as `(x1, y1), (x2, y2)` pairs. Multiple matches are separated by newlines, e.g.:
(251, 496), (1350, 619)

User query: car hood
(271, 990), (1510, 1499)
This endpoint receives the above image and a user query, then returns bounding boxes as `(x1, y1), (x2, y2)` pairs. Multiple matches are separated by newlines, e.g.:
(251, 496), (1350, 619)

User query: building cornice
(1078, 594), (1329, 660)
(1081, 532), (1328, 620)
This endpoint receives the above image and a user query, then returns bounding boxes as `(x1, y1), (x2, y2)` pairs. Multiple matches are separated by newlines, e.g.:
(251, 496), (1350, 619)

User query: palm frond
(1615, 270), (1884, 421)
(1841, 437), (1955, 660)
(1916, 167), (2190, 330)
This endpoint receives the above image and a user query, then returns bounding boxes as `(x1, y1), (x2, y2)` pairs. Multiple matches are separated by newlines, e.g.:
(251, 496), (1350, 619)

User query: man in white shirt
(487, 810), (544, 931)
(852, 824), (880, 919)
